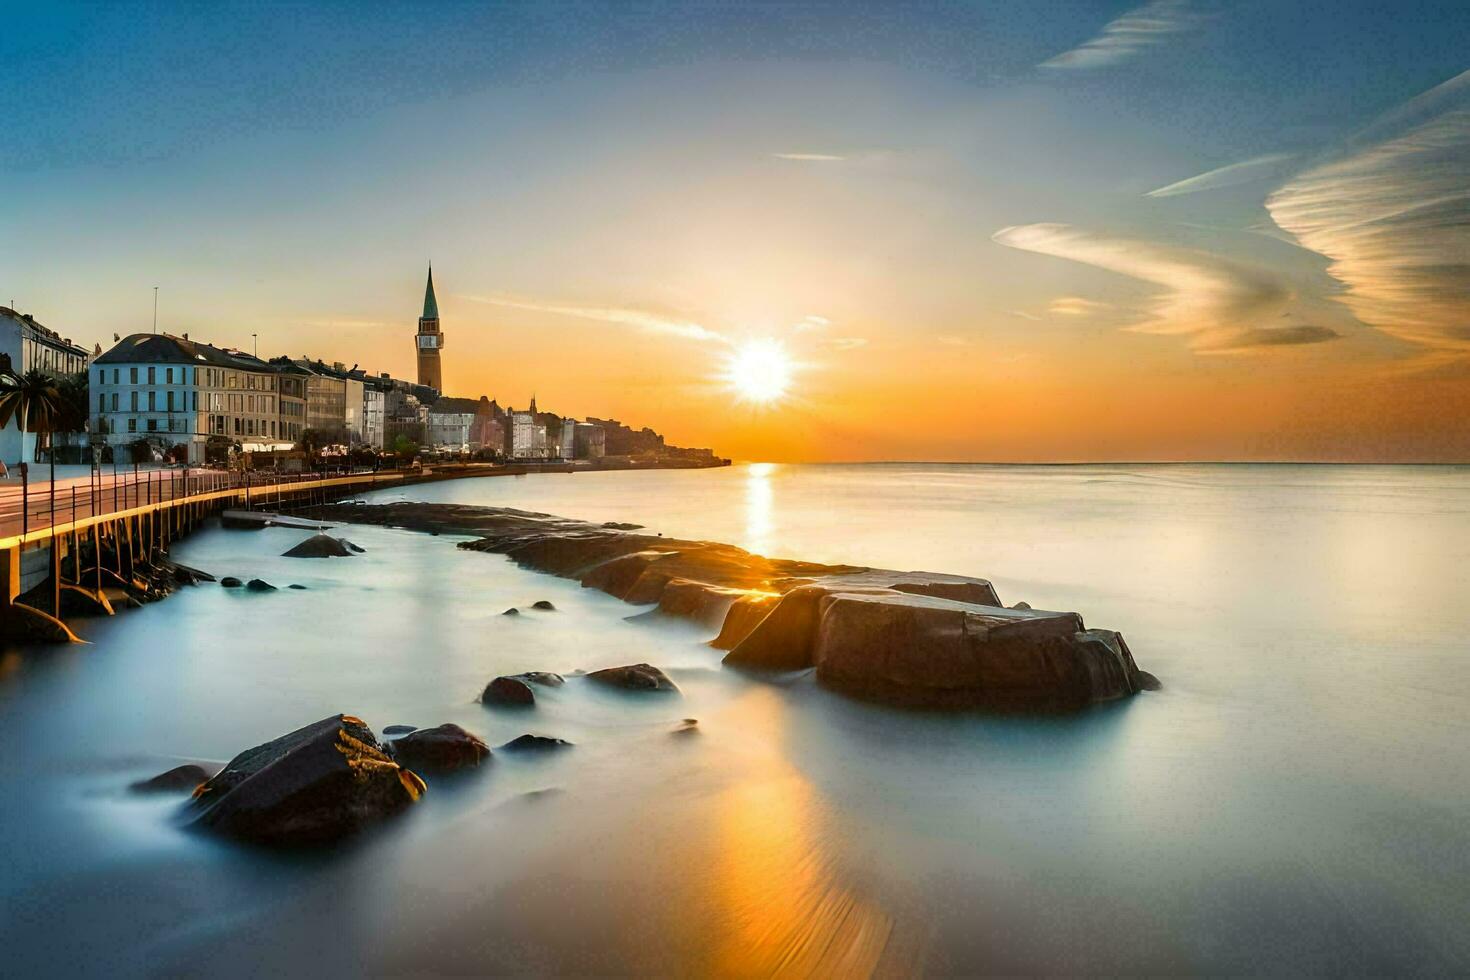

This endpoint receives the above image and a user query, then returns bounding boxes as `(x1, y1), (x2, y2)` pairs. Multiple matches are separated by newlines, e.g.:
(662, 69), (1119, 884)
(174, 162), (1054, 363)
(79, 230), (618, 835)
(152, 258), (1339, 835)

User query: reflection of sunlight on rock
(744, 463), (776, 557)
(708, 687), (910, 976)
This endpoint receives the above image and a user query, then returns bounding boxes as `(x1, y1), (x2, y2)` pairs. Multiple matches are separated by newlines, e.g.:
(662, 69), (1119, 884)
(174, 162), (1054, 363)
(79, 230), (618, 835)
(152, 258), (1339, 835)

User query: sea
(1, 463), (1467, 975)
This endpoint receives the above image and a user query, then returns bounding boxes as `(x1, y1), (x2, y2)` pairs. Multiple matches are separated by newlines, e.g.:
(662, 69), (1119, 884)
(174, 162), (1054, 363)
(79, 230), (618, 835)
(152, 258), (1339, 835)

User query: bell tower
(415, 264), (443, 392)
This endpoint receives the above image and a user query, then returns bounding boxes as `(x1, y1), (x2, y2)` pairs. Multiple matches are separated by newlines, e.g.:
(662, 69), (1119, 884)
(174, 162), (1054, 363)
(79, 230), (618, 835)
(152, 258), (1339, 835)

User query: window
(112, 369), (119, 384)
(130, 367), (138, 384)
(234, 418), (241, 435)
(148, 367), (155, 383)
(167, 391), (175, 411)
(191, 391), (196, 411)
(128, 418), (137, 433)
(130, 391), (138, 412)
(271, 420), (276, 437)
(166, 368), (173, 383)
(148, 391), (156, 411)
(147, 419), (157, 432)
(111, 393), (118, 411)
(99, 393), (106, 412)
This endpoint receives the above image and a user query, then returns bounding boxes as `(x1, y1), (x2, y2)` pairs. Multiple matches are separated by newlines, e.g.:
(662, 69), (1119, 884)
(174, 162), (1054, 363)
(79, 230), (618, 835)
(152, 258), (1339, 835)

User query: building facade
(0, 307), (91, 463)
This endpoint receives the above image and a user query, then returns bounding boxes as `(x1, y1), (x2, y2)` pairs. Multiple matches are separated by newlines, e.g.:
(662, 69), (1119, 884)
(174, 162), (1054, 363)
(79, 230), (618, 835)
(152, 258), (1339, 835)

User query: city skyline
(6, 1), (1469, 462)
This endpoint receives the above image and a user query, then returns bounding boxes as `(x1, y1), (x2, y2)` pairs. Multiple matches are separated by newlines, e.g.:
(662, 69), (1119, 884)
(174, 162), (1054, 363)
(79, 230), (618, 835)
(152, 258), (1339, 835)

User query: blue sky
(4, 1), (1468, 460)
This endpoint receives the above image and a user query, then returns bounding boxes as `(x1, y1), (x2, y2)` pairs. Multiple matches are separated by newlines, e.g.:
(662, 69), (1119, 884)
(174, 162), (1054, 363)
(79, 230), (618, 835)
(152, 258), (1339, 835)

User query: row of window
(100, 390), (196, 413)
(98, 365), (280, 391)
(208, 415), (279, 438)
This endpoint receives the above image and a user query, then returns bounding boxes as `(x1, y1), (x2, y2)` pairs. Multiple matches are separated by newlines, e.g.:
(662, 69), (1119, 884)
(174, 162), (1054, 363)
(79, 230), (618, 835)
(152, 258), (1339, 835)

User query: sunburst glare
(722, 339), (795, 406)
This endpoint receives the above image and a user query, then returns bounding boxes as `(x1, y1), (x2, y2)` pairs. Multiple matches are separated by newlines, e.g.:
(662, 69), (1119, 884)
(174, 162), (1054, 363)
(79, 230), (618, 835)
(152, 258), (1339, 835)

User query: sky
(3, 0), (1468, 462)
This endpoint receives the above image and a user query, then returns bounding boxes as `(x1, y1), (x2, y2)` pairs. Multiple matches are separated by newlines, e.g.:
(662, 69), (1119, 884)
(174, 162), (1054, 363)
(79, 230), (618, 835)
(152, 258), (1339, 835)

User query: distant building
(507, 407), (548, 459)
(0, 307), (91, 463)
(414, 265), (444, 393)
(426, 396), (480, 450)
(555, 417), (577, 460)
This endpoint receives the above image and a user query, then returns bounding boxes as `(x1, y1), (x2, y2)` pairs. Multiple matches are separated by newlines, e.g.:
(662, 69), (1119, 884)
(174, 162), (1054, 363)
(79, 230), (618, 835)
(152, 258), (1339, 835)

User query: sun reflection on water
(744, 462), (776, 557)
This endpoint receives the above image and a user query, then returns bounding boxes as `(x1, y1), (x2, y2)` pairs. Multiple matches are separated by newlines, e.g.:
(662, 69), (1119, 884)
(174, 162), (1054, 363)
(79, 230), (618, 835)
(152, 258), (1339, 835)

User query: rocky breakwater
(310, 502), (1158, 711)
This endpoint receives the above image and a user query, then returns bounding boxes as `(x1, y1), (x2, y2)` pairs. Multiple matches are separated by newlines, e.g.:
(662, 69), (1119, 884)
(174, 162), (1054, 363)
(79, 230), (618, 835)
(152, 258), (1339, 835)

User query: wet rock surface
(190, 714), (424, 846)
(499, 734), (573, 752)
(282, 534), (358, 559)
(502, 607), (520, 616)
(510, 671), (565, 688)
(220, 577), (243, 588)
(245, 579), (276, 592)
(388, 724), (490, 774)
(483, 676), (536, 706)
(531, 600), (556, 611)
(382, 725), (418, 736)
(586, 663), (679, 693)
(309, 502), (1154, 712)
(130, 764), (213, 794)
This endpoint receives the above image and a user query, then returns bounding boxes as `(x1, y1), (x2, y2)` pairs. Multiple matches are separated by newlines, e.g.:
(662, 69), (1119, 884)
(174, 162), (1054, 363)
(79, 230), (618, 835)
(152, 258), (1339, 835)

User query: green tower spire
(422, 264), (439, 320)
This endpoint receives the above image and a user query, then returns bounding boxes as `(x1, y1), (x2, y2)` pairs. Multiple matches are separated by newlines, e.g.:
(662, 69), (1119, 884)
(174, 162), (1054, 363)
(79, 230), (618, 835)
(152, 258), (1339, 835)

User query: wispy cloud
(1146, 152), (1296, 197)
(1265, 70), (1470, 352)
(1007, 310), (1041, 321)
(993, 222), (1295, 345)
(461, 294), (726, 343)
(299, 317), (393, 330)
(793, 314), (831, 331)
(1194, 324), (1341, 354)
(937, 335), (973, 347)
(1047, 296), (1113, 316)
(826, 336), (868, 351)
(1039, 0), (1205, 70)
(772, 153), (846, 162)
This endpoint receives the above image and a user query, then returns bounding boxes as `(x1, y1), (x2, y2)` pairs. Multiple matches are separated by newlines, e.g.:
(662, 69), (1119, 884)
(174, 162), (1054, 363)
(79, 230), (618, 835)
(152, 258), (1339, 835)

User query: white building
(361, 383), (385, 450)
(0, 307), (92, 464)
(508, 410), (548, 459)
(556, 417), (576, 460)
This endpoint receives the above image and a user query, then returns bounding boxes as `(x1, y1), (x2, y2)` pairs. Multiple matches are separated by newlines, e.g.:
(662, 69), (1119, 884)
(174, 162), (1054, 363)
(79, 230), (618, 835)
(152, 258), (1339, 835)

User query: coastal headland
(308, 500), (1158, 712)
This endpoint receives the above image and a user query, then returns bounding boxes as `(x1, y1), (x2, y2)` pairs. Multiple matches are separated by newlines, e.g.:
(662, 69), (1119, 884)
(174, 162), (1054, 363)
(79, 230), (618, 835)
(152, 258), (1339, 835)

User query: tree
(0, 369), (77, 519)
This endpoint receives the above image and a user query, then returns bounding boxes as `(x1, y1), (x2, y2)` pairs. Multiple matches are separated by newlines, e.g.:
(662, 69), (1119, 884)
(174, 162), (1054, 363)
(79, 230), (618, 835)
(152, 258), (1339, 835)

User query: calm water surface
(2, 463), (1468, 975)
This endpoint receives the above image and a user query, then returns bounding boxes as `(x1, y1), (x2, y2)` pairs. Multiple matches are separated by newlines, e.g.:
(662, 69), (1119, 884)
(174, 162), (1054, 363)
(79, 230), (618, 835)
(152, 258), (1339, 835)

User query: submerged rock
(671, 718), (699, 736)
(190, 714), (424, 846)
(382, 725), (417, 736)
(585, 663), (678, 693)
(531, 599), (556, 611)
(130, 764), (212, 794)
(483, 676), (535, 706)
(502, 607), (520, 616)
(499, 734), (573, 752)
(282, 534), (357, 559)
(245, 579), (276, 592)
(389, 724), (490, 774)
(220, 577), (243, 588)
(289, 584), (308, 590)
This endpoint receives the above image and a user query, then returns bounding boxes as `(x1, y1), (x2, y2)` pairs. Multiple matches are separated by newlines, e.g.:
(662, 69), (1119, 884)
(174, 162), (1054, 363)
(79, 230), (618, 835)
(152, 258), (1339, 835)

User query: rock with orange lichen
(190, 714), (424, 846)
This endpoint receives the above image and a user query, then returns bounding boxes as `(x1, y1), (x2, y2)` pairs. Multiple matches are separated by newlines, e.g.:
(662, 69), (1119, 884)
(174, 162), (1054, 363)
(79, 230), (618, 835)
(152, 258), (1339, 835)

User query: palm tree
(0, 369), (72, 526)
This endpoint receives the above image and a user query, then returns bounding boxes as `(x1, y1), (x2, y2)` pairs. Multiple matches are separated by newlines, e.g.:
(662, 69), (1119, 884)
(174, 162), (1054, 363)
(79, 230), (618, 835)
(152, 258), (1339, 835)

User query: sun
(722, 339), (794, 405)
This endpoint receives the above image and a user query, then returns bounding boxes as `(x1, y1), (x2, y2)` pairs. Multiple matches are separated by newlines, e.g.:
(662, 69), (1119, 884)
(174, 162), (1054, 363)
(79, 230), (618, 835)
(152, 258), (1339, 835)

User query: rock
(130, 763), (212, 794)
(382, 724), (417, 736)
(1011, 601), (1032, 610)
(389, 724), (491, 773)
(671, 718), (699, 736)
(499, 734), (573, 752)
(726, 589), (1150, 711)
(585, 663), (679, 693)
(246, 578), (277, 592)
(531, 600), (556, 611)
(289, 584), (308, 590)
(483, 676), (536, 706)
(190, 714), (424, 846)
(602, 521), (643, 530)
(502, 607), (520, 616)
(282, 533), (357, 559)
(344, 540), (366, 553)
(511, 671), (565, 687)
(220, 577), (243, 588)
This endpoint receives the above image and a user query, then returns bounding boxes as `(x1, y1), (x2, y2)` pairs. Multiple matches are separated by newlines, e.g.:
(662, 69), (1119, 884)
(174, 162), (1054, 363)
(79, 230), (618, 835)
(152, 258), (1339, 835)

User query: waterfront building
(360, 378), (386, 450)
(0, 307), (91, 463)
(556, 417), (577, 460)
(414, 265), (444, 394)
(426, 396), (478, 451)
(271, 359), (311, 445)
(574, 421), (606, 459)
(93, 333), (285, 463)
(508, 408), (548, 459)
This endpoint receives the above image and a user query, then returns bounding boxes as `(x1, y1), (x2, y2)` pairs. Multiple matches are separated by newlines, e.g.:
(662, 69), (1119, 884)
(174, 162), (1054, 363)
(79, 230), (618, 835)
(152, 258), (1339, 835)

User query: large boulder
(483, 676), (536, 706)
(388, 724), (490, 774)
(190, 714), (424, 845)
(726, 589), (1151, 711)
(282, 534), (357, 559)
(499, 734), (573, 752)
(585, 663), (679, 693)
